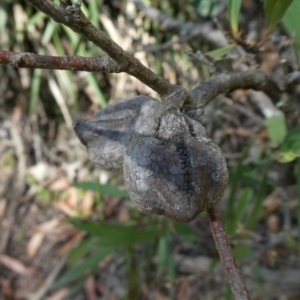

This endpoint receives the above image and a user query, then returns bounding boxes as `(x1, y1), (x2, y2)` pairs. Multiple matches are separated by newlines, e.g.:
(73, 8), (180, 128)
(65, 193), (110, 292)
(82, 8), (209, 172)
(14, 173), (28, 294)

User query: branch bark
(0, 51), (123, 73)
(208, 207), (251, 300)
(187, 70), (283, 110)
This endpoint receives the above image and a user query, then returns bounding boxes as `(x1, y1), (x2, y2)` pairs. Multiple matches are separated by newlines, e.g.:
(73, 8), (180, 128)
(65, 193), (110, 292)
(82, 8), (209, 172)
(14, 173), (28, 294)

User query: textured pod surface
(124, 106), (228, 222)
(73, 96), (159, 171)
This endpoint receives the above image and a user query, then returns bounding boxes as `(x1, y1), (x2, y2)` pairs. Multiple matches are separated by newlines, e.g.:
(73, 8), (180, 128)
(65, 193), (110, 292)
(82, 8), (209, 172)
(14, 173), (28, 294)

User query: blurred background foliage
(0, 0), (300, 299)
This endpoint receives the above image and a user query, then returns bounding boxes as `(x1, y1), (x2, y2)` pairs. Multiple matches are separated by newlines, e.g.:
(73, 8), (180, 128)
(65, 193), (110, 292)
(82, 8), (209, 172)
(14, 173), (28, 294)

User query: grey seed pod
(74, 96), (228, 222)
(73, 96), (160, 171)
(123, 105), (228, 222)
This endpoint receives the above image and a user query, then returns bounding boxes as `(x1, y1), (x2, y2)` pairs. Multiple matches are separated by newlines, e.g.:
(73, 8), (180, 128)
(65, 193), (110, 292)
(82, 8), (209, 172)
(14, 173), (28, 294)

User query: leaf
(53, 249), (112, 289)
(157, 234), (168, 275)
(174, 223), (198, 244)
(193, 0), (219, 18)
(68, 239), (97, 267)
(225, 143), (252, 234)
(74, 181), (129, 198)
(227, 0), (242, 36)
(266, 115), (287, 144)
(283, 0), (300, 51)
(234, 187), (253, 223)
(245, 158), (271, 230)
(85, 73), (107, 108)
(101, 184), (129, 198)
(278, 125), (300, 162)
(205, 44), (236, 59)
(71, 222), (165, 247)
(234, 243), (253, 261)
(265, 0), (294, 28)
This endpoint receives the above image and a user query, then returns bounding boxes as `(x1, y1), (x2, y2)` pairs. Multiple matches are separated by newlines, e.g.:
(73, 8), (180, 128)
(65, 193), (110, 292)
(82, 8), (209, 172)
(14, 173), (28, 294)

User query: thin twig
(0, 51), (124, 73)
(207, 207), (251, 300)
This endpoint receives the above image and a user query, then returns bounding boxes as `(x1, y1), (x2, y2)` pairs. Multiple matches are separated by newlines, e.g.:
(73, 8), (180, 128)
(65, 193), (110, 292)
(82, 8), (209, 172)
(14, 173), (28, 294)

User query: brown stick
(207, 207), (251, 300)
(0, 51), (123, 73)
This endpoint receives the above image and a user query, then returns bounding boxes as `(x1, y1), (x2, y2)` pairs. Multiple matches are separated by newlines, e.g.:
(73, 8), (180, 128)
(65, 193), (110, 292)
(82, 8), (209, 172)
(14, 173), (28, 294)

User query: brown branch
(0, 51), (124, 73)
(207, 207), (251, 300)
(186, 70), (282, 111)
(23, 0), (175, 98)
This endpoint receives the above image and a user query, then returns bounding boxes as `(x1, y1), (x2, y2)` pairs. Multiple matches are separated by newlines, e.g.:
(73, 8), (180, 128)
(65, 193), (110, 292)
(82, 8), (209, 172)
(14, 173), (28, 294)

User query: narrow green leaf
(205, 44), (236, 59)
(85, 73), (107, 108)
(234, 243), (253, 261)
(265, 0), (294, 28)
(74, 181), (101, 192)
(227, 0), (242, 35)
(157, 234), (168, 275)
(64, 26), (80, 50)
(25, 11), (46, 28)
(30, 68), (42, 117)
(41, 19), (56, 45)
(67, 239), (97, 267)
(53, 249), (112, 289)
(225, 144), (252, 234)
(278, 125), (300, 162)
(174, 223), (197, 239)
(0, 8), (8, 32)
(101, 184), (129, 198)
(89, 0), (101, 27)
(245, 158), (271, 230)
(283, 0), (300, 51)
(74, 181), (129, 198)
(235, 187), (253, 223)
(266, 115), (287, 144)
(71, 222), (165, 247)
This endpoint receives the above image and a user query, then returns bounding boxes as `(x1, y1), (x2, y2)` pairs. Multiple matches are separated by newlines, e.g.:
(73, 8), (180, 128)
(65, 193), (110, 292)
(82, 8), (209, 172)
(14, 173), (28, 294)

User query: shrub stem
(207, 207), (251, 300)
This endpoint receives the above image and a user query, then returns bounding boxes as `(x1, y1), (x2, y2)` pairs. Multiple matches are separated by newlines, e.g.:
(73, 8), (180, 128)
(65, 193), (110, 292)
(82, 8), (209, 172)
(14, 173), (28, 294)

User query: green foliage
(74, 181), (129, 198)
(266, 115), (287, 145)
(205, 44), (236, 59)
(30, 68), (42, 117)
(278, 125), (300, 162)
(53, 248), (111, 289)
(20, 0), (107, 121)
(225, 144), (251, 234)
(226, 0), (242, 37)
(54, 179), (204, 297)
(265, 0), (294, 29)
(55, 221), (166, 292)
(283, 0), (300, 52)
(225, 145), (273, 234)
(193, 0), (220, 18)
(71, 221), (166, 247)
